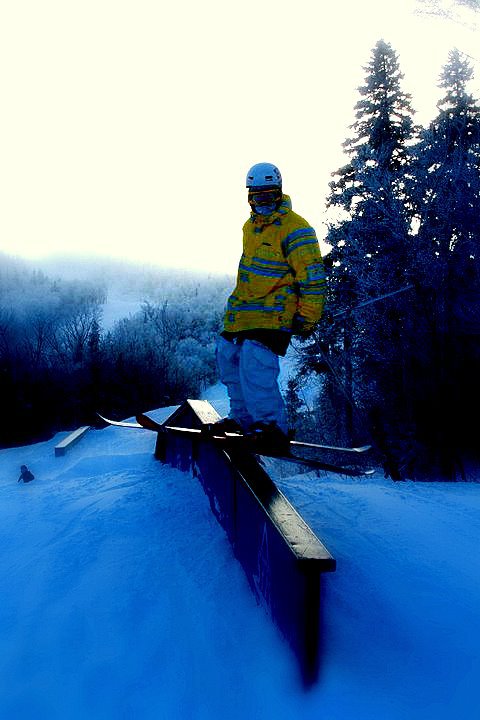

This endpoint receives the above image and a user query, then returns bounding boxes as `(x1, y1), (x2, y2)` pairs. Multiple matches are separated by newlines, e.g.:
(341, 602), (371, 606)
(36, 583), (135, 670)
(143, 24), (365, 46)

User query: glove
(291, 314), (315, 339)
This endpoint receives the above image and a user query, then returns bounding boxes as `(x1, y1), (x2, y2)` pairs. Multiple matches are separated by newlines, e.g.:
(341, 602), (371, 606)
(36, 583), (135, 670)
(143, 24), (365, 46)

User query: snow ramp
(154, 399), (336, 686)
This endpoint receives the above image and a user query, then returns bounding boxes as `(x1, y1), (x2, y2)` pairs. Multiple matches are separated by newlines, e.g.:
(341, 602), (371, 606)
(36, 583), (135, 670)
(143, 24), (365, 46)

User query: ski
(97, 413), (144, 429)
(99, 414), (373, 476)
(158, 425), (373, 476)
(254, 452), (373, 477)
(291, 439), (371, 454)
(136, 413), (371, 454)
(135, 413), (164, 431)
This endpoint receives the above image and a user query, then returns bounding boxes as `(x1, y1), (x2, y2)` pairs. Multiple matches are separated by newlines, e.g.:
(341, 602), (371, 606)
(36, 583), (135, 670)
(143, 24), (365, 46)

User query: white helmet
(246, 162), (282, 189)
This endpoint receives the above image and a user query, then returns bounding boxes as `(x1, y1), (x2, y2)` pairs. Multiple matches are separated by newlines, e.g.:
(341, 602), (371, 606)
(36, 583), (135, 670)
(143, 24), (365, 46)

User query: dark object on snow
(18, 465), (34, 483)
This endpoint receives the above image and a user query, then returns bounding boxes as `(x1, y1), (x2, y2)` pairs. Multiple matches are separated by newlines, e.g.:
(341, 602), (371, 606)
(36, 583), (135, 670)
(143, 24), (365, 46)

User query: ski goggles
(248, 187), (281, 207)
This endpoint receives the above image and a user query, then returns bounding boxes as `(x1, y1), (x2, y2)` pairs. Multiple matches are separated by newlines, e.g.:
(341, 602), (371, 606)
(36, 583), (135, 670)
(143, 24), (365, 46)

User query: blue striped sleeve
(282, 227), (317, 257)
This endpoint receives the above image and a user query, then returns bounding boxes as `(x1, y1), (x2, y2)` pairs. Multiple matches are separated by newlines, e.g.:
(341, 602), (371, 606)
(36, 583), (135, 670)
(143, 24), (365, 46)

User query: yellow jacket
(223, 195), (325, 334)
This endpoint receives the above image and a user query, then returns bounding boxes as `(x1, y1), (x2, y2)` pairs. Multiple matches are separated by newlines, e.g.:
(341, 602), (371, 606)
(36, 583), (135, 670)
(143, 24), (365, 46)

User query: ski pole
(331, 284), (414, 319)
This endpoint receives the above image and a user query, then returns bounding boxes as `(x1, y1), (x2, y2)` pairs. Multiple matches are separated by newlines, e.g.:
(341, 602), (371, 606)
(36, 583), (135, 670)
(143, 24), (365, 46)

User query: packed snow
(1, 394), (480, 719)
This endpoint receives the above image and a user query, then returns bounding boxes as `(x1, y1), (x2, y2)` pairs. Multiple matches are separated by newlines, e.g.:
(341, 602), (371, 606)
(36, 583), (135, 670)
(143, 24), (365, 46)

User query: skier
(215, 162), (326, 452)
(18, 465), (34, 483)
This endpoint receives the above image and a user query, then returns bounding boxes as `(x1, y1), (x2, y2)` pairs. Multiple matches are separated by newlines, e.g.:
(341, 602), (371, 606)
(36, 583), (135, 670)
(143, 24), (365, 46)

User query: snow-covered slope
(1, 411), (479, 719)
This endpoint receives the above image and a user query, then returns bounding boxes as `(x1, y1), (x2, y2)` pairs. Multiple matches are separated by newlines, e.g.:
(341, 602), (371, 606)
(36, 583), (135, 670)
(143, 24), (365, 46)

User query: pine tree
(327, 39), (416, 297)
(411, 49), (480, 276)
(303, 41), (417, 471)
(407, 49), (480, 475)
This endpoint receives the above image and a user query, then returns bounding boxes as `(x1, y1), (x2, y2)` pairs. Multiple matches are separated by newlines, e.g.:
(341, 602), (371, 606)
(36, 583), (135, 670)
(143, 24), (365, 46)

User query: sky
(1, 0), (479, 274)
(1, 382), (480, 718)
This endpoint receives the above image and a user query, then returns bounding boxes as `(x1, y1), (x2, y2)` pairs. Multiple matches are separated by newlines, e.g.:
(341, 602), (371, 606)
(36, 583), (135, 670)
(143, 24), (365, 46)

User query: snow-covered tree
(406, 49), (480, 474)
(303, 40), (417, 474)
(326, 39), (416, 301)
(410, 49), (480, 280)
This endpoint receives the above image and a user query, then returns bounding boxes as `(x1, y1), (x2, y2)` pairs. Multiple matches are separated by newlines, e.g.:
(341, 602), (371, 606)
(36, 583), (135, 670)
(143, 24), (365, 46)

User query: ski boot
(202, 417), (243, 438)
(244, 421), (291, 456)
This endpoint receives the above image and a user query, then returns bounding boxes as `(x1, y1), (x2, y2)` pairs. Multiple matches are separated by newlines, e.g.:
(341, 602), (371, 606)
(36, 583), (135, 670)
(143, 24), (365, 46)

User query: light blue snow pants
(216, 336), (288, 433)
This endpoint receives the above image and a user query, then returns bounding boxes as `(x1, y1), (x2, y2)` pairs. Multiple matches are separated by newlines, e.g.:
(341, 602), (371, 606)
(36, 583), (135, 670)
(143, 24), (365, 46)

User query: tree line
(0, 255), (228, 447)
(297, 41), (480, 479)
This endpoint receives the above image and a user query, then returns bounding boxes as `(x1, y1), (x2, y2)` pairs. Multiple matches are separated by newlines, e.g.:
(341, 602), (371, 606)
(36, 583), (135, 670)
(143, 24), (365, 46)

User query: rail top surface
(162, 400), (336, 570)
